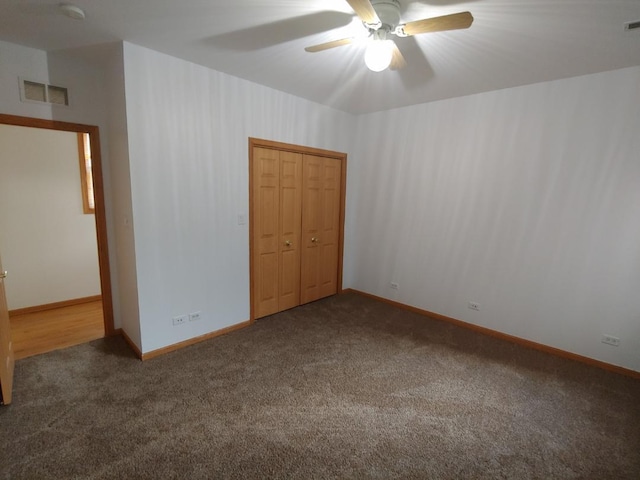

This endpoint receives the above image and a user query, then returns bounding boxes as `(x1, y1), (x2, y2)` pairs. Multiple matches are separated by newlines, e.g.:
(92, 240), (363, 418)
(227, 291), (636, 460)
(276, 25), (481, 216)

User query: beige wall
(0, 124), (101, 309)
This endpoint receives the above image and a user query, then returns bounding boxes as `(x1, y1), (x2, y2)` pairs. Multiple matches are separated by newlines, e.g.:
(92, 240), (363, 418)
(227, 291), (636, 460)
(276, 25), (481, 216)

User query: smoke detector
(59, 3), (86, 20)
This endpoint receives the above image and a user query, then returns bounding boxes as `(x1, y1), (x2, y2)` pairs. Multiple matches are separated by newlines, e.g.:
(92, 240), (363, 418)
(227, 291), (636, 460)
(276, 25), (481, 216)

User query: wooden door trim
(250, 138), (347, 160)
(249, 138), (347, 323)
(0, 113), (115, 336)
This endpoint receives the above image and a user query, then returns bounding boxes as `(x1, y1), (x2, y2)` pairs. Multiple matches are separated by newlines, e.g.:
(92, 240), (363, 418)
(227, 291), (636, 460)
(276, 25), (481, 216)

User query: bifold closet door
(278, 151), (303, 311)
(252, 147), (302, 318)
(300, 155), (342, 304)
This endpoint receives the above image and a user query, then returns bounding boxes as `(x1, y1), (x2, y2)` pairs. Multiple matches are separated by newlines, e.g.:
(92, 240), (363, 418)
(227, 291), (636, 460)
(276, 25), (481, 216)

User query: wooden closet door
(318, 157), (342, 299)
(252, 140), (345, 319)
(252, 147), (280, 318)
(300, 155), (342, 304)
(300, 155), (322, 304)
(278, 151), (302, 311)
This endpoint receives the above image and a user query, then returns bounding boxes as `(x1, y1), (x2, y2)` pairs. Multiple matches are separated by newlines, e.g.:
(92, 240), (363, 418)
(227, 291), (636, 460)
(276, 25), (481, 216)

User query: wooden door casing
(0, 114), (115, 337)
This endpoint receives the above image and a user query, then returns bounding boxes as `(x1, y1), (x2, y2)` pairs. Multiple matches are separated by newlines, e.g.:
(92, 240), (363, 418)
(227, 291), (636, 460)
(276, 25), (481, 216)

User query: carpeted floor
(1, 292), (639, 479)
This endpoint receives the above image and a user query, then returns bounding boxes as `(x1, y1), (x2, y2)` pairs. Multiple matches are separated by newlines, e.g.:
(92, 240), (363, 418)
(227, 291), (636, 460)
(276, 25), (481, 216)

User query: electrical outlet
(390, 282), (399, 290)
(468, 301), (481, 311)
(601, 334), (620, 347)
(189, 311), (201, 322)
(172, 314), (188, 326)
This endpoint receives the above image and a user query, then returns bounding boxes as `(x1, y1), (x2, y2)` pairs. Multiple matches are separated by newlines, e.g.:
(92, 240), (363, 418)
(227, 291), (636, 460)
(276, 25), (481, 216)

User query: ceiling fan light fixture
(304, 0), (474, 72)
(364, 38), (393, 72)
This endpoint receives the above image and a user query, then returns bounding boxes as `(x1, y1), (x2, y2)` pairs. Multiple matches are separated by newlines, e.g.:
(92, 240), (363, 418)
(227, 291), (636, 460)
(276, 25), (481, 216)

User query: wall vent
(625, 20), (640, 30)
(47, 85), (69, 106)
(19, 78), (70, 106)
(23, 80), (47, 102)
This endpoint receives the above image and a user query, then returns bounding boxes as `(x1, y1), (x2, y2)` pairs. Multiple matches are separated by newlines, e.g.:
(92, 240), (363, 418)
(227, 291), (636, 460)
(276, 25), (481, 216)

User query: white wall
(347, 66), (640, 372)
(48, 43), (138, 339)
(0, 124), (101, 309)
(122, 42), (355, 353)
(3, 39), (638, 372)
(101, 44), (140, 346)
(0, 40), (135, 333)
(0, 41), (51, 120)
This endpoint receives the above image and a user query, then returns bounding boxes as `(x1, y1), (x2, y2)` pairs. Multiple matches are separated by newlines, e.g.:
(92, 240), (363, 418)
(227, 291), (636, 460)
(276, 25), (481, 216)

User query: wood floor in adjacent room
(9, 300), (104, 359)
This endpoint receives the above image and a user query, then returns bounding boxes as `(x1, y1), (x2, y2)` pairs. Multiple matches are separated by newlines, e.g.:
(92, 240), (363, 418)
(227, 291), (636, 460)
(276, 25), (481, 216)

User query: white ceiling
(1, 0), (639, 114)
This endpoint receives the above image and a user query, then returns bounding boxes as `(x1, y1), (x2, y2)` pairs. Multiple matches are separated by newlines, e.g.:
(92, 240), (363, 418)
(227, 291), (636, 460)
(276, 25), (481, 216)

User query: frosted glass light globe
(364, 39), (394, 72)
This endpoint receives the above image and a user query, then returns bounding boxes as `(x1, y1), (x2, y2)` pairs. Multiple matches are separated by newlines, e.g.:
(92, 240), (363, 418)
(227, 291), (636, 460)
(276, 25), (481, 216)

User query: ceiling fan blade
(305, 37), (355, 53)
(390, 43), (407, 70)
(345, 0), (381, 25)
(401, 11), (473, 36)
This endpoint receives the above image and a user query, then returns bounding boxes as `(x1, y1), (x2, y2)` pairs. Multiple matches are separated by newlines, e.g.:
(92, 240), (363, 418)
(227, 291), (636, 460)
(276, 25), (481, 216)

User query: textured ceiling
(1, 0), (639, 114)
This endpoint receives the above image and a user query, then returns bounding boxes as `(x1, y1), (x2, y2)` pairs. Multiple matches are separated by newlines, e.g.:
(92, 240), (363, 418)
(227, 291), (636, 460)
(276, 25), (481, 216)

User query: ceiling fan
(305, 0), (473, 72)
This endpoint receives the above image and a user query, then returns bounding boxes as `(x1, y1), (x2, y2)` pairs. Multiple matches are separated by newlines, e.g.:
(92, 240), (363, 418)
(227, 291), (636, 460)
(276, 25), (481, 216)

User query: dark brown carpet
(1, 292), (639, 479)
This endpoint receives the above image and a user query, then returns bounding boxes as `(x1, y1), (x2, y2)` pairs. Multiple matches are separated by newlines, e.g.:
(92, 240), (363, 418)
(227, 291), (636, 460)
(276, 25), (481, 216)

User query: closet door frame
(248, 138), (347, 323)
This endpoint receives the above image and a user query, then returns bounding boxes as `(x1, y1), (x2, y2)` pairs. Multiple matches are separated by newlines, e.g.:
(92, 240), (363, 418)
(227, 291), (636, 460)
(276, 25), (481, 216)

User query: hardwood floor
(9, 300), (104, 360)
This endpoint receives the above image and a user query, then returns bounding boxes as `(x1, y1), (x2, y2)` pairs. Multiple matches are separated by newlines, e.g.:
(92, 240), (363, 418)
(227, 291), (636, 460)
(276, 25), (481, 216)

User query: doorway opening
(0, 114), (114, 358)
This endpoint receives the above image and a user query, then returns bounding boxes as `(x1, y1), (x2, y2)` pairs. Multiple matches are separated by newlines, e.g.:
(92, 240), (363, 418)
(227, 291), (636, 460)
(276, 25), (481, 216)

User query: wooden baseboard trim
(140, 320), (253, 361)
(9, 295), (102, 317)
(344, 289), (640, 380)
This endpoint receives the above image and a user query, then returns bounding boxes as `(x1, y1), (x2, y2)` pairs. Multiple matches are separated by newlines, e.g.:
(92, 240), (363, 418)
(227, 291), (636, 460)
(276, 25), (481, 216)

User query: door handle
(0, 271), (6, 279)
(284, 240), (292, 247)
(311, 237), (319, 243)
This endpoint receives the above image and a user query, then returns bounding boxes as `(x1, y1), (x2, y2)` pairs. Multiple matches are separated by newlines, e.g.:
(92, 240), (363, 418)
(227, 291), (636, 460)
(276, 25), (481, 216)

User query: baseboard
(343, 289), (640, 380)
(139, 320), (253, 361)
(9, 295), (102, 317)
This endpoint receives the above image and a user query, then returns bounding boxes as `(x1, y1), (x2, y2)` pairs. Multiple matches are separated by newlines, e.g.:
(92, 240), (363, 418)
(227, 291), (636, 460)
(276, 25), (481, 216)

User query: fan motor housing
(371, 0), (402, 30)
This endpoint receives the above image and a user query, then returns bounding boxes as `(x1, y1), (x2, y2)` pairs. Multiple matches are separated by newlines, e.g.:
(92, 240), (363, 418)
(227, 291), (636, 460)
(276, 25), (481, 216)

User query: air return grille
(23, 80), (47, 102)
(20, 78), (69, 106)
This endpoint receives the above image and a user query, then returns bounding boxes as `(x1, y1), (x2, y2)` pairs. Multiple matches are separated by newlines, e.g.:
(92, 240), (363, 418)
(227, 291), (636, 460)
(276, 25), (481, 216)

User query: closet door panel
(252, 147), (280, 318)
(278, 151), (302, 311)
(300, 155), (323, 304)
(319, 158), (342, 298)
